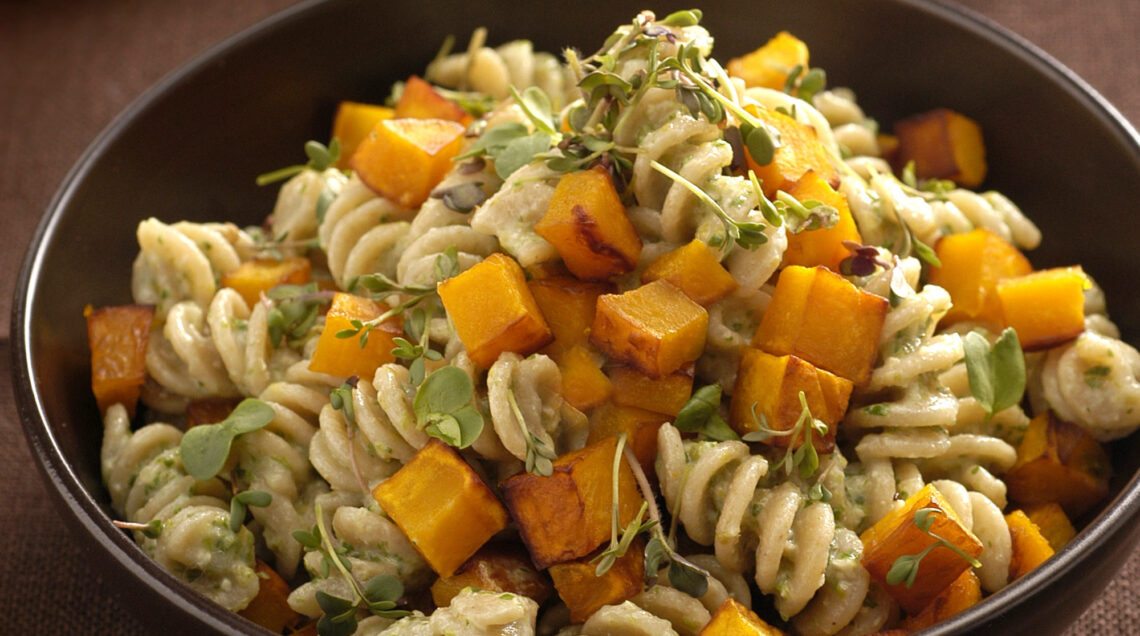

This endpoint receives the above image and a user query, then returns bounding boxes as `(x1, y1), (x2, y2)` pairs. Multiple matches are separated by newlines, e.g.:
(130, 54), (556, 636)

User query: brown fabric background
(2, 1), (1137, 633)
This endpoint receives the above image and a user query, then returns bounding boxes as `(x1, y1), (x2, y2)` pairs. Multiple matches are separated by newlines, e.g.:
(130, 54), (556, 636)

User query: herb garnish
(413, 366), (484, 449)
(265, 283), (333, 347)
(885, 507), (983, 588)
(742, 391), (827, 480)
(674, 384), (740, 441)
(592, 434), (656, 576)
(228, 490), (272, 534)
(180, 398), (276, 481)
(962, 327), (1026, 418)
(390, 307), (443, 386)
(255, 139), (341, 186)
(506, 384), (557, 476)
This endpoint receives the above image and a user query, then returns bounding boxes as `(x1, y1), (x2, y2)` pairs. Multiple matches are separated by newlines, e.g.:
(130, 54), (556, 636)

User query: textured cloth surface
(1, 0), (1137, 634)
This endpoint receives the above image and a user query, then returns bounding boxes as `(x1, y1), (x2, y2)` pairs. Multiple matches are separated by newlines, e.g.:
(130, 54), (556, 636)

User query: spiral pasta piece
(425, 28), (576, 107)
(486, 352), (589, 463)
(1037, 329), (1140, 441)
(269, 167), (348, 252)
(132, 218), (249, 319)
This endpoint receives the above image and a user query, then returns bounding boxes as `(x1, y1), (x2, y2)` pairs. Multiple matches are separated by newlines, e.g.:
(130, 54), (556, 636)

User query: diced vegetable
(372, 439), (509, 577)
(783, 170), (863, 272)
(1022, 502), (1077, 552)
(699, 597), (787, 636)
(928, 228), (1032, 327)
(640, 239), (738, 306)
(527, 275), (611, 359)
(744, 105), (838, 199)
(220, 257), (312, 307)
(997, 266), (1088, 351)
(547, 538), (645, 623)
(1005, 509), (1055, 581)
(237, 560), (303, 633)
(394, 75), (472, 125)
(591, 279), (709, 378)
(607, 363), (694, 418)
(186, 398), (242, 428)
(728, 347), (852, 452)
(587, 401), (668, 471)
(308, 292), (401, 379)
(893, 108), (987, 188)
(726, 31), (810, 92)
(437, 252), (553, 368)
(861, 483), (984, 615)
(429, 542), (554, 608)
(331, 101), (395, 169)
(85, 303), (156, 417)
(900, 569), (982, 633)
(753, 265), (887, 385)
(350, 117), (466, 208)
(534, 166), (642, 280)
(557, 344), (613, 412)
(500, 436), (643, 569)
(1004, 413), (1111, 518)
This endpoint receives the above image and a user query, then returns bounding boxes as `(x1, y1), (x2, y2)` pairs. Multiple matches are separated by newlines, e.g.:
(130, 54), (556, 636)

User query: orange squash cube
(238, 561), (303, 633)
(1005, 509), (1055, 581)
(437, 252), (553, 368)
(372, 439), (509, 577)
(308, 292), (401, 379)
(861, 483), (984, 615)
(700, 598), (787, 636)
(591, 279), (709, 378)
(548, 539), (645, 623)
(744, 106), (838, 199)
(640, 239), (738, 306)
(220, 257), (312, 307)
(350, 117), (466, 208)
(728, 348), (851, 452)
(429, 543), (554, 608)
(331, 101), (395, 169)
(586, 401), (669, 471)
(394, 75), (472, 125)
(557, 344), (613, 412)
(1023, 503), (1076, 552)
(1005, 413), (1111, 518)
(534, 167), (642, 280)
(726, 31), (809, 92)
(928, 228), (1032, 328)
(893, 108), (987, 188)
(527, 276), (611, 359)
(607, 363), (694, 418)
(500, 436), (643, 569)
(783, 170), (863, 272)
(997, 266), (1088, 351)
(900, 568), (982, 632)
(753, 265), (887, 385)
(86, 304), (155, 417)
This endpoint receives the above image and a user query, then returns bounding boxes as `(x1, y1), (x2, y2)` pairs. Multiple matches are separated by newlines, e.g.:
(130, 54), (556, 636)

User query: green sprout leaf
(180, 399), (275, 481)
(414, 366), (484, 449)
(674, 384), (740, 441)
(660, 8), (702, 26)
(963, 327), (1026, 417)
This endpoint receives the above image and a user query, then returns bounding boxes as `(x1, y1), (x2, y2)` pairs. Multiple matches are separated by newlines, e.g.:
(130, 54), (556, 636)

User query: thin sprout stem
(610, 434), (628, 546)
(315, 503), (365, 604)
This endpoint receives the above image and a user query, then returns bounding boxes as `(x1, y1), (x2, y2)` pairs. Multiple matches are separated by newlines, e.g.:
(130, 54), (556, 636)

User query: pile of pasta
(87, 9), (1140, 636)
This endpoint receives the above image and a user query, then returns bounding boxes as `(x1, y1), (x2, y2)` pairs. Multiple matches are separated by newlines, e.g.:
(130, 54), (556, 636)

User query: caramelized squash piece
(607, 363), (694, 418)
(861, 483), (984, 615)
(238, 561), (303, 633)
(928, 228), (1032, 327)
(86, 304), (155, 417)
(351, 117), (466, 208)
(220, 257), (312, 307)
(372, 439), (509, 577)
(900, 568), (981, 632)
(557, 344), (613, 412)
(744, 105), (838, 199)
(640, 239), (738, 306)
(997, 266), (1088, 351)
(331, 101), (395, 169)
(700, 598), (787, 636)
(437, 252), (553, 368)
(1023, 502), (1076, 552)
(1005, 509), (1055, 581)
(534, 167), (642, 280)
(728, 347), (852, 452)
(500, 436), (643, 569)
(753, 265), (887, 385)
(548, 538), (645, 623)
(430, 543), (553, 608)
(893, 108), (987, 188)
(1005, 412), (1111, 518)
(394, 75), (472, 125)
(783, 170), (863, 272)
(726, 31), (809, 92)
(527, 276), (611, 359)
(587, 401), (668, 471)
(591, 279), (708, 378)
(308, 292), (401, 379)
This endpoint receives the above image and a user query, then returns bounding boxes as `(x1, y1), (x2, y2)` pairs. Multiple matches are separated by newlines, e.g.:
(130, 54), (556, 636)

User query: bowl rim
(11, 0), (1140, 633)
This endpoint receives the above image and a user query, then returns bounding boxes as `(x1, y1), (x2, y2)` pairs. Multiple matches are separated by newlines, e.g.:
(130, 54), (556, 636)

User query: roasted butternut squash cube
(861, 483), (984, 615)
(753, 265), (887, 385)
(308, 292), (401, 379)
(372, 439), (509, 577)
(331, 101), (395, 169)
(86, 304), (155, 417)
(534, 167), (642, 280)
(997, 266), (1088, 351)
(744, 105), (838, 198)
(640, 239), (738, 306)
(527, 276), (611, 359)
(728, 348), (851, 452)
(1005, 509), (1055, 581)
(438, 252), (553, 369)
(900, 568), (981, 633)
(500, 436), (643, 569)
(430, 543), (554, 608)
(700, 598), (787, 636)
(726, 31), (809, 92)
(394, 75), (472, 125)
(548, 539), (645, 623)
(1023, 503), (1076, 551)
(351, 117), (466, 208)
(587, 401), (669, 471)
(238, 560), (303, 633)
(1005, 413), (1111, 518)
(557, 344), (613, 412)
(591, 279), (708, 378)
(608, 363), (694, 417)
(893, 108), (987, 188)
(929, 228), (1032, 327)
(220, 257), (312, 307)
(783, 170), (863, 272)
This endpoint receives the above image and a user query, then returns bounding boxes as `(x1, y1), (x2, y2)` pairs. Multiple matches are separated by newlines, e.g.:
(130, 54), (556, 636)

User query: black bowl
(13, 0), (1140, 634)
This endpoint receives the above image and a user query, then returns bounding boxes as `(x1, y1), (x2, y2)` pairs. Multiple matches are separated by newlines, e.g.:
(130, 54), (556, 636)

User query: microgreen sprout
(113, 518), (164, 539)
(228, 489), (272, 534)
(340, 248), (459, 348)
(886, 507), (983, 589)
(592, 434), (657, 576)
(673, 384), (740, 441)
(180, 398), (276, 481)
(391, 306), (442, 386)
(330, 377), (372, 494)
(742, 391), (828, 480)
(651, 160), (768, 250)
(504, 384), (557, 476)
(963, 327), (1026, 419)
(838, 241), (891, 278)
(413, 366), (484, 449)
(782, 64), (827, 103)
(256, 139), (341, 186)
(265, 283), (333, 347)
